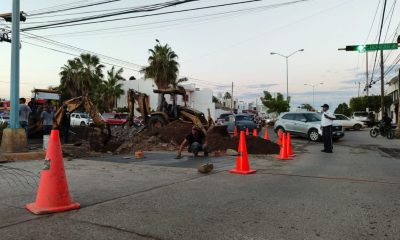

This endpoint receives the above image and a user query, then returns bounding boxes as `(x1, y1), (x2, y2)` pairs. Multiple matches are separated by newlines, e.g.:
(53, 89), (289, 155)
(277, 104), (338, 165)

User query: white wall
(117, 78), (158, 113)
(186, 88), (215, 119)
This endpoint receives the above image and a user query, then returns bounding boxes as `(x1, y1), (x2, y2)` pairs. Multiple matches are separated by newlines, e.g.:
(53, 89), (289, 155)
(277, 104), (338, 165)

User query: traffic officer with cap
(321, 104), (336, 153)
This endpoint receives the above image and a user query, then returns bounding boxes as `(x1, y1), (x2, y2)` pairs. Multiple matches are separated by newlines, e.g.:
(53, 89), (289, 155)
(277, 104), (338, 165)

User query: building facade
(386, 75), (399, 124)
(116, 78), (215, 119)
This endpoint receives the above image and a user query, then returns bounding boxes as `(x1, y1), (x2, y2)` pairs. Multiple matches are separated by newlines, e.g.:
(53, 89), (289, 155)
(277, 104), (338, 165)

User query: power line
(27, 0), (122, 16)
(21, 0), (309, 32)
(22, 0), (202, 30)
(368, 0), (388, 86)
(36, 2), (300, 38)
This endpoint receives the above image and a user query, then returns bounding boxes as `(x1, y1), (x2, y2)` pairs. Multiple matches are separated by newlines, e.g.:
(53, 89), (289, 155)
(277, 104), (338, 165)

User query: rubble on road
(51, 121), (280, 157)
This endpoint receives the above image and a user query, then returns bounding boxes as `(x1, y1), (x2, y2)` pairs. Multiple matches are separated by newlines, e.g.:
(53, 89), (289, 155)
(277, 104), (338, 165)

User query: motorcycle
(370, 122), (394, 139)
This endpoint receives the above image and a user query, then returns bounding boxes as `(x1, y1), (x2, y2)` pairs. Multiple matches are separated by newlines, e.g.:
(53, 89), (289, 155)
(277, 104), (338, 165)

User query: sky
(0, 0), (399, 111)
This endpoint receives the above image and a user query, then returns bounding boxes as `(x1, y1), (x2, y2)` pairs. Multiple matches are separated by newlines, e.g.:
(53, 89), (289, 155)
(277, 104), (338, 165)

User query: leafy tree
(299, 103), (314, 112)
(141, 40), (179, 89)
(223, 92), (232, 100)
(334, 103), (352, 116)
(350, 96), (392, 113)
(260, 91), (290, 114)
(212, 96), (220, 103)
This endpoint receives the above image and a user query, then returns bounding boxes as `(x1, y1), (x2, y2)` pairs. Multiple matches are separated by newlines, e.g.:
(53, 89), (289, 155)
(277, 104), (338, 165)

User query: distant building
(386, 75), (399, 123)
(116, 78), (215, 119)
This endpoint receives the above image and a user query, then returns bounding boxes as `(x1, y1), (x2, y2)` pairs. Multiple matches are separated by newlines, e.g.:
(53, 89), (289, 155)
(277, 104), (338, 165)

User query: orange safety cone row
(229, 131), (256, 174)
(278, 133), (292, 160)
(253, 128), (258, 137)
(287, 132), (295, 157)
(278, 131), (283, 145)
(26, 130), (80, 215)
(264, 128), (269, 140)
(233, 126), (238, 137)
(245, 128), (249, 136)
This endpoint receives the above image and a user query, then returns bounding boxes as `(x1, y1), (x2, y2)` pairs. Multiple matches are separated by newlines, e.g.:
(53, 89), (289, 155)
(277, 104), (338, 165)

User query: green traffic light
(356, 45), (366, 52)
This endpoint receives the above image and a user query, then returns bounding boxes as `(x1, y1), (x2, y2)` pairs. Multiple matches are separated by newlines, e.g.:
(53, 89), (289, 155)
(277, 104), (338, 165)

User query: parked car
(216, 113), (233, 125)
(334, 114), (365, 130)
(70, 113), (93, 127)
(223, 114), (261, 133)
(0, 115), (9, 125)
(274, 112), (344, 142)
(351, 111), (370, 125)
(101, 113), (128, 125)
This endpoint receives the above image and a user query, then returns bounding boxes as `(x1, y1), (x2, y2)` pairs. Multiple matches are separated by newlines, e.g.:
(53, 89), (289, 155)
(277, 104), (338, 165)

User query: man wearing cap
(321, 104), (335, 153)
(176, 126), (208, 159)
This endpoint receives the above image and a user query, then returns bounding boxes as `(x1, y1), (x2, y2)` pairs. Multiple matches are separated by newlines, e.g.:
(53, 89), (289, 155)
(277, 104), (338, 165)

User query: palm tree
(59, 54), (104, 98)
(170, 77), (188, 89)
(141, 40), (179, 89)
(223, 92), (232, 100)
(102, 66), (125, 111)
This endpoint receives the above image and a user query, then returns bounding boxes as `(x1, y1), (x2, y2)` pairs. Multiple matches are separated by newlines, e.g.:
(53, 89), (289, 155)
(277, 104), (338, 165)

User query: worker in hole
(176, 126), (209, 159)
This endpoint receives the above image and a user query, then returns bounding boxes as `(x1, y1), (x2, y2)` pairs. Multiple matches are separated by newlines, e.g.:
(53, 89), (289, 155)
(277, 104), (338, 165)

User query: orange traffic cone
(264, 129), (269, 140)
(287, 133), (295, 157)
(26, 130), (80, 215)
(233, 126), (238, 137)
(229, 131), (256, 174)
(278, 131), (283, 145)
(253, 128), (258, 137)
(278, 133), (291, 160)
(245, 128), (249, 136)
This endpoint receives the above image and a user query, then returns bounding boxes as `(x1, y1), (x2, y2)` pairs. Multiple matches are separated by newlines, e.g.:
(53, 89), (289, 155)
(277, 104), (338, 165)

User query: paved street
(0, 129), (399, 240)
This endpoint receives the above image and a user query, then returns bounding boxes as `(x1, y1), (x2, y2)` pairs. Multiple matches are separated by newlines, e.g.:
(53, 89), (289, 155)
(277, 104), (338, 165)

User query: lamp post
(270, 49), (304, 101)
(304, 83), (323, 110)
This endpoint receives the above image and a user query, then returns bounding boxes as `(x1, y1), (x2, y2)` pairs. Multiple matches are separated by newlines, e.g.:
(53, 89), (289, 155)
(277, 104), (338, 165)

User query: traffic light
(0, 12), (26, 22)
(345, 45), (366, 52)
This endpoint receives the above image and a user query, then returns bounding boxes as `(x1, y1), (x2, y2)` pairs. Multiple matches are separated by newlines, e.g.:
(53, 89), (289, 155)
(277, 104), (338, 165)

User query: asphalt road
(0, 129), (399, 240)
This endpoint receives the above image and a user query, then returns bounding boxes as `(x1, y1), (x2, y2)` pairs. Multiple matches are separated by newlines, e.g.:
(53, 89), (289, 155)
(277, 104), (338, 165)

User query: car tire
(148, 115), (167, 130)
(353, 124), (361, 131)
(308, 129), (320, 142)
(80, 121), (86, 127)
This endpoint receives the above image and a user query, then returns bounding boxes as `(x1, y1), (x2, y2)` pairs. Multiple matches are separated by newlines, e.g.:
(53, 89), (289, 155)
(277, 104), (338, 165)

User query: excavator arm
(53, 96), (105, 129)
(127, 89), (150, 126)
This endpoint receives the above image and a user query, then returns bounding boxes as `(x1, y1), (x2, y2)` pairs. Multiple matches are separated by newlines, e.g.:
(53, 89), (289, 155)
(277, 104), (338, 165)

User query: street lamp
(304, 83), (323, 110)
(270, 49), (304, 101)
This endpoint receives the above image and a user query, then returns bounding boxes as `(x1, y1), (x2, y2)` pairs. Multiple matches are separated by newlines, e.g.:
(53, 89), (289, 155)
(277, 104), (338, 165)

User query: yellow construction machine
(127, 88), (214, 133)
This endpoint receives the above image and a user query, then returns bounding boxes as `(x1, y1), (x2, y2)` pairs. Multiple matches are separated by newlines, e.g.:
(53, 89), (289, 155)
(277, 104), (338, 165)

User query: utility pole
(231, 82), (233, 112)
(366, 52), (369, 96)
(380, 50), (385, 117)
(396, 68), (400, 138)
(356, 82), (361, 97)
(1, 0), (28, 153)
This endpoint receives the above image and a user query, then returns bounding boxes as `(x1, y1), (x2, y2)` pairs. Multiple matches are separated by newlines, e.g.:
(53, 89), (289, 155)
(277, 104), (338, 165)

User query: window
(304, 113), (321, 122)
(282, 114), (295, 120)
(294, 114), (307, 122)
(335, 114), (346, 120)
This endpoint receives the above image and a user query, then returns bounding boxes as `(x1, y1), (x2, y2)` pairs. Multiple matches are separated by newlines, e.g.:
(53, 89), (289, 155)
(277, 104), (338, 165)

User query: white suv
(70, 113), (92, 127)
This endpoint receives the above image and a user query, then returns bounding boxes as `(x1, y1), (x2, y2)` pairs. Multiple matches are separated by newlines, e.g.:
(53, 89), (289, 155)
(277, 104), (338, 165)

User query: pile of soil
(61, 121), (279, 156)
(227, 136), (280, 155)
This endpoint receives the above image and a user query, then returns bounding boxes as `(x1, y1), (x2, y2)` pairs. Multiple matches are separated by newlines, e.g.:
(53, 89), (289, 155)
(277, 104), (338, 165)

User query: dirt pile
(227, 136), (280, 155)
(62, 121), (279, 156)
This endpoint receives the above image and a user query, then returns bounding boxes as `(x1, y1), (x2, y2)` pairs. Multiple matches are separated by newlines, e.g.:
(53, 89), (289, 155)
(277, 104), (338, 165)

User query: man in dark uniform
(321, 104), (335, 153)
(176, 126), (208, 159)
(61, 105), (71, 143)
